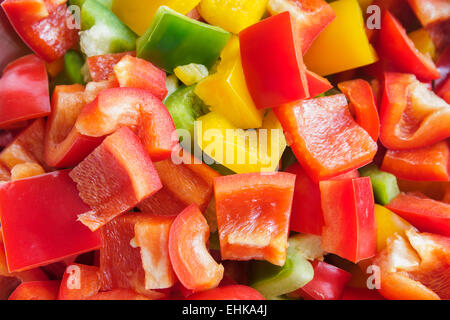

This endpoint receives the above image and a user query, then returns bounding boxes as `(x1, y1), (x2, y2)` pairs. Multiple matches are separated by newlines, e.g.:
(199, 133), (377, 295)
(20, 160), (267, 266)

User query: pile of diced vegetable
(0, 0), (449, 300)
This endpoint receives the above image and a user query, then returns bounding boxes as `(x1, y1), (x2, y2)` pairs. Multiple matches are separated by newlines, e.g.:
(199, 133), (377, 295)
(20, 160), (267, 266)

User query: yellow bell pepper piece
(174, 63), (209, 86)
(357, 0), (373, 12)
(198, 0), (268, 34)
(112, 0), (201, 35)
(195, 37), (264, 129)
(195, 110), (286, 174)
(375, 204), (413, 252)
(304, 0), (378, 76)
(408, 29), (436, 61)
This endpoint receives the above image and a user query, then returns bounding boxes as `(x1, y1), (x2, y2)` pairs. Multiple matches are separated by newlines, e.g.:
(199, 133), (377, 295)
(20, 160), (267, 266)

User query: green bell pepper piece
(63, 50), (85, 85)
(137, 6), (231, 72)
(249, 236), (314, 299)
(359, 164), (400, 205)
(164, 85), (209, 138)
(79, 0), (137, 57)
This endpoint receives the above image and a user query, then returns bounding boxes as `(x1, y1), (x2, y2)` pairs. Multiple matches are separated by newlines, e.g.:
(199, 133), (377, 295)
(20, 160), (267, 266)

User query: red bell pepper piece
(239, 11), (309, 109)
(444, 186), (450, 204)
(386, 192), (450, 237)
(8, 280), (60, 300)
(381, 141), (449, 181)
(319, 177), (376, 263)
(286, 162), (359, 235)
(295, 260), (351, 300)
(169, 204), (224, 292)
(0, 170), (101, 272)
(99, 212), (172, 298)
(87, 51), (135, 82)
(2, 0), (78, 62)
(75, 87), (178, 161)
(0, 54), (50, 128)
(187, 285), (265, 300)
(435, 45), (450, 103)
(58, 263), (100, 300)
(374, 229), (450, 300)
(44, 84), (104, 168)
(435, 45), (450, 91)
(377, 11), (440, 81)
(87, 288), (151, 300)
(342, 287), (385, 300)
(338, 79), (380, 142)
(0, 118), (46, 171)
(69, 127), (162, 231)
(281, 0), (336, 55)
(138, 150), (220, 215)
(306, 69), (332, 97)
(114, 55), (168, 101)
(274, 94), (377, 182)
(380, 72), (450, 150)
(0, 0), (30, 70)
(407, 0), (450, 27)
(214, 172), (295, 266)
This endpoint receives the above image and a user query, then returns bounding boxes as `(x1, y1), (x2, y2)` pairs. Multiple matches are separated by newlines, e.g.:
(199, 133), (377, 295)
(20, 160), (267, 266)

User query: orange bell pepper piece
(381, 141), (449, 181)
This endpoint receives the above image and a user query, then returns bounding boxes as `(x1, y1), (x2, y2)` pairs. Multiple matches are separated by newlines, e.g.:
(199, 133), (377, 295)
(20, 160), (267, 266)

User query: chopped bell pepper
(381, 141), (449, 181)
(303, 0), (378, 76)
(62, 50), (85, 85)
(0, 119), (46, 171)
(267, 0), (336, 54)
(0, 55), (50, 128)
(2, 0), (78, 62)
(337, 79), (380, 142)
(194, 36), (264, 129)
(319, 177), (377, 263)
(113, 55), (168, 101)
(198, 0), (267, 34)
(397, 179), (449, 201)
(79, 0), (137, 57)
(69, 127), (163, 231)
(286, 161), (360, 235)
(294, 260), (352, 300)
(188, 285), (265, 300)
(112, 0), (200, 35)
(274, 94), (377, 182)
(138, 149), (220, 215)
(359, 164), (400, 205)
(374, 204), (413, 252)
(169, 204), (224, 291)
(10, 162), (45, 180)
(75, 87), (178, 161)
(86, 51), (134, 81)
(379, 72), (450, 150)
(377, 11), (440, 81)
(306, 70), (333, 98)
(196, 110), (286, 174)
(0, 170), (101, 272)
(386, 192), (450, 237)
(408, 29), (436, 61)
(407, 0), (450, 27)
(239, 11), (309, 109)
(164, 85), (209, 139)
(174, 63), (209, 86)
(137, 6), (230, 72)
(87, 288), (152, 300)
(44, 84), (107, 168)
(8, 281), (60, 300)
(214, 172), (295, 266)
(58, 263), (100, 300)
(373, 229), (450, 300)
(99, 212), (171, 298)
(249, 235), (314, 299)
